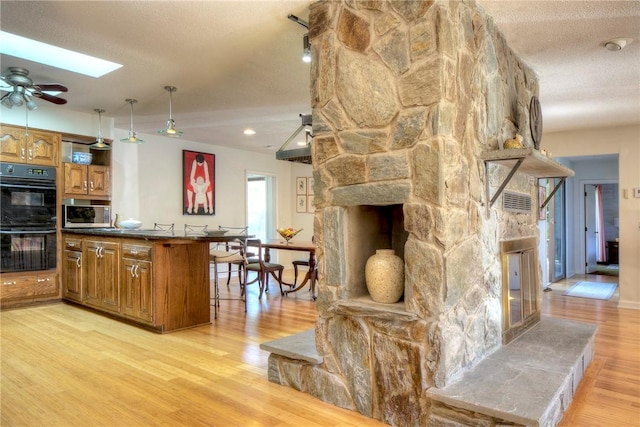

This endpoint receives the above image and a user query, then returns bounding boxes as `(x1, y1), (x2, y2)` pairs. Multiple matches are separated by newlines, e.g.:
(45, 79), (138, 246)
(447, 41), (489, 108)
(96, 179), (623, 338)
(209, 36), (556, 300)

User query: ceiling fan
(0, 67), (68, 110)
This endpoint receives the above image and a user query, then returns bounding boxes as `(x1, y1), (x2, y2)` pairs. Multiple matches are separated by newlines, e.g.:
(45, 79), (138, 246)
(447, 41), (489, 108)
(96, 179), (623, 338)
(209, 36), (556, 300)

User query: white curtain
(595, 185), (606, 262)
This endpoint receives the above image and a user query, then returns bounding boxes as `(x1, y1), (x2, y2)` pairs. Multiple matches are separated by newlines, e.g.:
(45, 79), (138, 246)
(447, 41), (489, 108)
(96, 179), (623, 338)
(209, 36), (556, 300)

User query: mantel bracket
(488, 158), (524, 207)
(539, 177), (566, 210)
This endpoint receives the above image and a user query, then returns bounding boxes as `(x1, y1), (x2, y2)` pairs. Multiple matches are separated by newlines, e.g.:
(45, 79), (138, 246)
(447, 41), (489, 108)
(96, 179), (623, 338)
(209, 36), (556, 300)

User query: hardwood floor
(1, 271), (638, 426)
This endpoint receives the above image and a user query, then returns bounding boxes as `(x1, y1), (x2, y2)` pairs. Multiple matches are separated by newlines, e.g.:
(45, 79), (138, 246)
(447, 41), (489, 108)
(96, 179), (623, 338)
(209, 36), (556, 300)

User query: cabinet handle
(135, 264), (140, 278)
(90, 181), (94, 191)
(37, 278), (50, 282)
(20, 147), (25, 160)
(2, 281), (17, 285)
(83, 181), (88, 191)
(131, 249), (138, 255)
(76, 257), (81, 268)
(99, 247), (104, 258)
(68, 242), (75, 247)
(28, 148), (33, 161)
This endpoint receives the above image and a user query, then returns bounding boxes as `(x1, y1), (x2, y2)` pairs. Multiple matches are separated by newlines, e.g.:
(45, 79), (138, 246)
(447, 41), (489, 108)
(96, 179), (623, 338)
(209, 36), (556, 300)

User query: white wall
(543, 125), (640, 309)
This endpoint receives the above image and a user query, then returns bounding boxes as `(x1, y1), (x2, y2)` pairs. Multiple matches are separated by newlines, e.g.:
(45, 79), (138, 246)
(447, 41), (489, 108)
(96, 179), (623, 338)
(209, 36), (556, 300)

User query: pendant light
(90, 108), (111, 150)
(120, 99), (145, 144)
(157, 86), (183, 137)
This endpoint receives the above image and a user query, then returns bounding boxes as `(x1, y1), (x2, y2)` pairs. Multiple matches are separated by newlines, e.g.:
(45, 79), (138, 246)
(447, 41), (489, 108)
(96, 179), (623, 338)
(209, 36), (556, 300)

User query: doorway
(545, 178), (566, 282)
(246, 172), (276, 241)
(582, 180), (619, 274)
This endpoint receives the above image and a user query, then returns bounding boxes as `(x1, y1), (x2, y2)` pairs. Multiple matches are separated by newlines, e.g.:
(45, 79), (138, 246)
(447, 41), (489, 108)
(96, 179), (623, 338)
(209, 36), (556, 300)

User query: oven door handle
(0, 229), (56, 235)
(0, 182), (56, 191)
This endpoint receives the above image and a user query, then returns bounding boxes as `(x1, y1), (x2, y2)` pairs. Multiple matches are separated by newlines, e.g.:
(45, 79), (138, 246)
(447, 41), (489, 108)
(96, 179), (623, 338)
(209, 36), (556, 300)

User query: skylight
(0, 31), (122, 78)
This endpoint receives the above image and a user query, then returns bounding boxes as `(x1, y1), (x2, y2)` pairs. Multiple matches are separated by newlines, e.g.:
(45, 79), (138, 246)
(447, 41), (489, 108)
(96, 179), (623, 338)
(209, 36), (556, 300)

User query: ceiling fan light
(1, 93), (13, 108)
(9, 90), (24, 106)
(24, 95), (38, 111)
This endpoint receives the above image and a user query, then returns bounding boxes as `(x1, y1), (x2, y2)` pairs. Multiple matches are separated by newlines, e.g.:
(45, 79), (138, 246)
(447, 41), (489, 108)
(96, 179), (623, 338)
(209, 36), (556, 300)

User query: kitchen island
(61, 228), (242, 333)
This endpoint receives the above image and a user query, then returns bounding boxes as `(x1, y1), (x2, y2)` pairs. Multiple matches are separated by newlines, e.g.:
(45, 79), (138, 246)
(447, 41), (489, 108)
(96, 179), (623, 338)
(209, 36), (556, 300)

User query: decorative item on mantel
(365, 249), (404, 303)
(277, 227), (302, 243)
(503, 133), (524, 149)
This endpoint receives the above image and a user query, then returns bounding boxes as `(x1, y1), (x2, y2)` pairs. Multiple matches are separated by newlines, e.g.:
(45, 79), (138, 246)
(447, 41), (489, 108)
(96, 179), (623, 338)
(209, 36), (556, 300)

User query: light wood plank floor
(1, 271), (638, 426)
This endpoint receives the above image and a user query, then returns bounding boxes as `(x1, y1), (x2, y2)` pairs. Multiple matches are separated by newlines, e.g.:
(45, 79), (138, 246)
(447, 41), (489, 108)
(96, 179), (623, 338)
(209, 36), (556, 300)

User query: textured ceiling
(1, 1), (639, 155)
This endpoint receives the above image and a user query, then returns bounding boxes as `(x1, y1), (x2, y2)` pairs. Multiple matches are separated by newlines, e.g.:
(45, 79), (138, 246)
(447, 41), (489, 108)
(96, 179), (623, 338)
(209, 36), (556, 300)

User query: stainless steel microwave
(63, 205), (111, 228)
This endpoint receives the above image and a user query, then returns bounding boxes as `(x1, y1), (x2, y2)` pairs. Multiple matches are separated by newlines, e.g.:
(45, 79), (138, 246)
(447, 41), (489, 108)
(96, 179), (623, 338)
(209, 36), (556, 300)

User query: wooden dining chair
(245, 239), (285, 297)
(292, 236), (314, 287)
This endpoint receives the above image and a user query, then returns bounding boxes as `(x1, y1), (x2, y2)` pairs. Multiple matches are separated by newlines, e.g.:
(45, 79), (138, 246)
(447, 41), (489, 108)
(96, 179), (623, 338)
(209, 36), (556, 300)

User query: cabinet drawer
(64, 238), (83, 251)
(1, 273), (58, 301)
(122, 244), (152, 261)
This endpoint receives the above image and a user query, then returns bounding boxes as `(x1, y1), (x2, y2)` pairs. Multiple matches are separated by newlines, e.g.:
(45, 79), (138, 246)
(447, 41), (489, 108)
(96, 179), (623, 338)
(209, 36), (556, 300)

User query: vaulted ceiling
(1, 1), (638, 155)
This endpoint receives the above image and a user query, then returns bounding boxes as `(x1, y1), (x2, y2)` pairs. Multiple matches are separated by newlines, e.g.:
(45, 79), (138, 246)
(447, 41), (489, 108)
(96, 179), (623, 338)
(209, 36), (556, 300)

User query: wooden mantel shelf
(482, 148), (575, 208)
(481, 148), (575, 179)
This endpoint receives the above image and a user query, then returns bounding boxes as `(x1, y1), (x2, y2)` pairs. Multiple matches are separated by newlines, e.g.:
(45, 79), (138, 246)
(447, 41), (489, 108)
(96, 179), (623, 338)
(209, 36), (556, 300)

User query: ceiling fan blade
(34, 83), (68, 92)
(32, 91), (67, 105)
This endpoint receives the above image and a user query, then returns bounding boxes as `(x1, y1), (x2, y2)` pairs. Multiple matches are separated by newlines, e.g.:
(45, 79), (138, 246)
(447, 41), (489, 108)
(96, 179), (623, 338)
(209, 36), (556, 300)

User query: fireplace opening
(501, 237), (540, 344)
(343, 204), (407, 300)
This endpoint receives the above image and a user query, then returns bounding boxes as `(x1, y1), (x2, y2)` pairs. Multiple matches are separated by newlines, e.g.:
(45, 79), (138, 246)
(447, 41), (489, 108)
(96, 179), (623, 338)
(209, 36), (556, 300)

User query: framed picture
(307, 195), (315, 213)
(183, 150), (215, 215)
(296, 177), (307, 195)
(307, 177), (314, 195)
(296, 195), (307, 213)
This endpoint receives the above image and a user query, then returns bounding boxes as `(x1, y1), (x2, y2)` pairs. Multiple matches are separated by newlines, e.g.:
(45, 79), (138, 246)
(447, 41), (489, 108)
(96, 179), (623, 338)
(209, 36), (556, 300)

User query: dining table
(261, 239), (317, 300)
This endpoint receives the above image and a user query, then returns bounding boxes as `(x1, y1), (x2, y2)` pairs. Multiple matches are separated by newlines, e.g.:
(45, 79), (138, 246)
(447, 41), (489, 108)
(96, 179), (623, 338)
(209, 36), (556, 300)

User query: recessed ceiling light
(244, 129), (256, 135)
(0, 31), (122, 78)
(603, 37), (631, 51)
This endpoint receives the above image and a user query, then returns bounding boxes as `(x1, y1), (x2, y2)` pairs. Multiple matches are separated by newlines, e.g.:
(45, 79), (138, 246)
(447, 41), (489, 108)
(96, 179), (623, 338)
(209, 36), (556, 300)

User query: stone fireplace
(262, 1), (589, 426)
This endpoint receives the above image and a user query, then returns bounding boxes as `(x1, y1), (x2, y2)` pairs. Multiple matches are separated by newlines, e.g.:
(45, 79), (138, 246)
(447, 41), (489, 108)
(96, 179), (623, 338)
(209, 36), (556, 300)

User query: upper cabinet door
(0, 125), (60, 166)
(88, 165), (111, 197)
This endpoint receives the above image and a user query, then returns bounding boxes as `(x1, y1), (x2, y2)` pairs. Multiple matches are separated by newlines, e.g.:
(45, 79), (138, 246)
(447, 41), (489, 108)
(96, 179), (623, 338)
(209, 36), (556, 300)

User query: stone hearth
(262, 1), (586, 426)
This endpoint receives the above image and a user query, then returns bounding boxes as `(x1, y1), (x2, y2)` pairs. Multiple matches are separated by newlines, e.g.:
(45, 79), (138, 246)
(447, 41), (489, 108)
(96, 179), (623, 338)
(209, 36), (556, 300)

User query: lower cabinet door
(121, 259), (153, 323)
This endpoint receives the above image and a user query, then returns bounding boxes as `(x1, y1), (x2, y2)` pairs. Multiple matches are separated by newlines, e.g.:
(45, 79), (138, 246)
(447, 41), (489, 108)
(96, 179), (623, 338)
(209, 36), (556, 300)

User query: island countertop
(61, 228), (246, 242)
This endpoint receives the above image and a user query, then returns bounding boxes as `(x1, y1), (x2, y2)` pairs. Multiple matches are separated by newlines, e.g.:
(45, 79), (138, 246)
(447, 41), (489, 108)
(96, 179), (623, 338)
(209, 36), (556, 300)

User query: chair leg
(213, 262), (219, 319)
(226, 263), (232, 286)
(278, 268), (285, 295)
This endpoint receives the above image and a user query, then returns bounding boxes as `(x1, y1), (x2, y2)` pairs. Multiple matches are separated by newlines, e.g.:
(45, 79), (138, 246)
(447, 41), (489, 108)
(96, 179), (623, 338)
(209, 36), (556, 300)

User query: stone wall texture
(272, 1), (542, 425)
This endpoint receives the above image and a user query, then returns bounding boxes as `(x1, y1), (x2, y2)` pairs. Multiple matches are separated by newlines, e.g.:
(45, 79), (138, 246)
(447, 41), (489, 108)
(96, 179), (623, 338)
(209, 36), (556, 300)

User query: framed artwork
(307, 177), (314, 195)
(307, 195), (315, 213)
(296, 177), (307, 195)
(183, 150), (215, 215)
(296, 195), (307, 213)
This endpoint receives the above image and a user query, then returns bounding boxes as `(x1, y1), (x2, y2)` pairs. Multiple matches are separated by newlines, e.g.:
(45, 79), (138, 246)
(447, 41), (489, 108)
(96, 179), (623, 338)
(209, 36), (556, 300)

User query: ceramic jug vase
(365, 249), (404, 303)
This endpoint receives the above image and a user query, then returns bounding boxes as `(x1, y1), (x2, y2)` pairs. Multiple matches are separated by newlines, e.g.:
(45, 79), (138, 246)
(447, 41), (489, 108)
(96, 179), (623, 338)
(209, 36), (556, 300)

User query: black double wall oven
(0, 163), (57, 273)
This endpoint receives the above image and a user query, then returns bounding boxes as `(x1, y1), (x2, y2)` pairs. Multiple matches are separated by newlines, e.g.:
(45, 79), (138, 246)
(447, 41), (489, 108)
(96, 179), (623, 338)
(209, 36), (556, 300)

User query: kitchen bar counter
(62, 227), (245, 242)
(61, 229), (238, 333)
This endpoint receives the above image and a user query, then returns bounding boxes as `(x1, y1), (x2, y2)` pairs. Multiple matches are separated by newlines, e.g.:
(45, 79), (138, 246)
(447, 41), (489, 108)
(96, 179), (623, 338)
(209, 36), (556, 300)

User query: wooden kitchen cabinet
(61, 231), (211, 333)
(121, 243), (154, 323)
(84, 238), (120, 313)
(63, 163), (111, 198)
(0, 271), (58, 308)
(62, 238), (84, 303)
(0, 124), (60, 167)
